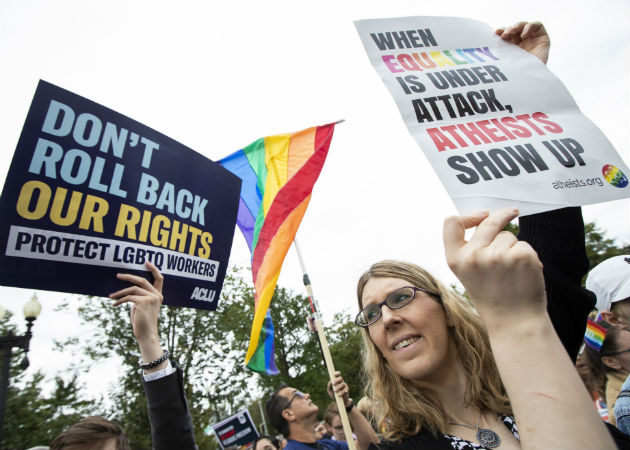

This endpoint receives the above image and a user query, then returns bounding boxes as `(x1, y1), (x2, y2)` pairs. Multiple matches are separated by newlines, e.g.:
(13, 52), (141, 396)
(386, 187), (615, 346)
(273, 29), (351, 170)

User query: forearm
(486, 316), (615, 450)
(348, 408), (378, 449)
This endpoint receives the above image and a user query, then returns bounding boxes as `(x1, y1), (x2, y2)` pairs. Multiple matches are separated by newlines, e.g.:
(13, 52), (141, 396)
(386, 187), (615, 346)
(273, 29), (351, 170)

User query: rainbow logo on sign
(602, 164), (629, 188)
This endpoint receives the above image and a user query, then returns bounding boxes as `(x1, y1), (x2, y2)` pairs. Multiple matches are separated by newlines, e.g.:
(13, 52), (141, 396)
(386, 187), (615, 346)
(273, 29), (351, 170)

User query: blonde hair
(357, 260), (511, 440)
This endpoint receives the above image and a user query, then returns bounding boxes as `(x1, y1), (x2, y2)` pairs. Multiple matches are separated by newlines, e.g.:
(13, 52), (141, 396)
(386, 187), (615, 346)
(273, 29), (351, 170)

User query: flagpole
(293, 237), (357, 450)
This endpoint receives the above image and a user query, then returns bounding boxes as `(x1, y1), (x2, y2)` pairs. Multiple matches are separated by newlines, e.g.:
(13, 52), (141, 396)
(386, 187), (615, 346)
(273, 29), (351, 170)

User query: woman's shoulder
(368, 429), (452, 450)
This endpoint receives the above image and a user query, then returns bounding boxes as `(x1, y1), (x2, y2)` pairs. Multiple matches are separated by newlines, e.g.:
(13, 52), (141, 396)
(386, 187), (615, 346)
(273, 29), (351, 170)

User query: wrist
(345, 399), (355, 412)
(143, 358), (170, 374)
(485, 313), (555, 345)
(474, 301), (548, 337)
(139, 349), (170, 373)
(138, 336), (163, 362)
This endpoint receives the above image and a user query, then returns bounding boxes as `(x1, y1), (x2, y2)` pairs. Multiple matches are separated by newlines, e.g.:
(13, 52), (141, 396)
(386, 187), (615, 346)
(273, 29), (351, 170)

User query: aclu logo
(190, 287), (216, 302)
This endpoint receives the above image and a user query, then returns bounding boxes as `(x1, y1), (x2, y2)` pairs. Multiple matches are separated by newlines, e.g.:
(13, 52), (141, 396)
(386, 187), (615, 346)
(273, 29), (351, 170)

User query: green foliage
(584, 222), (630, 269)
(44, 267), (361, 447)
(502, 220), (629, 278)
(328, 312), (364, 403)
(502, 221), (519, 236)
(0, 311), (92, 449)
(2, 371), (93, 449)
(53, 290), (230, 449)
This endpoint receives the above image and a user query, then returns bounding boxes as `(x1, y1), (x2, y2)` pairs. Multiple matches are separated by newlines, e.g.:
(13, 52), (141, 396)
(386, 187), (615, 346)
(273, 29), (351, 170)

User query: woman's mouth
(393, 335), (421, 350)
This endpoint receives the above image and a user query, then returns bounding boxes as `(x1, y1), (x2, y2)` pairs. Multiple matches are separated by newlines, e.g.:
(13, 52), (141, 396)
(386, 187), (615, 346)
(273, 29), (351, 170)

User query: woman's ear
(601, 355), (622, 371)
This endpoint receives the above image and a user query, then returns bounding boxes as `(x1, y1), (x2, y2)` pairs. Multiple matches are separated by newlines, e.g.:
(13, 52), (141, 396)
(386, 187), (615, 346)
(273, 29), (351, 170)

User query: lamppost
(0, 294), (42, 446)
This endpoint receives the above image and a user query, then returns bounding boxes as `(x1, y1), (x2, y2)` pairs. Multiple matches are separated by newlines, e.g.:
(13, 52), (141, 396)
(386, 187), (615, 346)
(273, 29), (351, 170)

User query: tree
(0, 311), (93, 450)
(50, 267), (361, 447)
(504, 220), (628, 273)
(214, 278), (362, 425)
(583, 222), (630, 269)
(230, 302), (363, 436)
(328, 312), (364, 403)
(53, 282), (235, 448)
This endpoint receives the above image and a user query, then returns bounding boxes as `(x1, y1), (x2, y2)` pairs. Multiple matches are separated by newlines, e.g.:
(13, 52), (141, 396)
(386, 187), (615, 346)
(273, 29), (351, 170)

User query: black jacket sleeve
(517, 207), (595, 362)
(142, 361), (198, 450)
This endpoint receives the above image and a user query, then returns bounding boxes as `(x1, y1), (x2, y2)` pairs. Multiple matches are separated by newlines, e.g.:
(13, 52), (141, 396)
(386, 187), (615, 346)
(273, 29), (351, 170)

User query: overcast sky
(0, 0), (628, 402)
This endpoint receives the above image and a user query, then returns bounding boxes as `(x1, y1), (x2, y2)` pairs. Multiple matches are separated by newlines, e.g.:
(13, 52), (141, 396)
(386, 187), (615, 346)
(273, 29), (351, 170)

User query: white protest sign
(354, 17), (629, 215)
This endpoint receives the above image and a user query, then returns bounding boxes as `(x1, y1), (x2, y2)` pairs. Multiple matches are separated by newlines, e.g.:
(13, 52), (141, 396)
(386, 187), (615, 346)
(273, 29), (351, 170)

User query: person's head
(253, 435), (280, 450)
(584, 319), (630, 376)
(586, 255), (630, 330)
(576, 348), (606, 400)
(323, 403), (347, 442)
(356, 260), (510, 438)
(49, 416), (129, 450)
(266, 385), (317, 438)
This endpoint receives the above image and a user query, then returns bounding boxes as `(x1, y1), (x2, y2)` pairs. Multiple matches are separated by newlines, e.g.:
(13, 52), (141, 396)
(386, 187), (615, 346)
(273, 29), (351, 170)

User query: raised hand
(109, 261), (166, 371)
(443, 208), (547, 331)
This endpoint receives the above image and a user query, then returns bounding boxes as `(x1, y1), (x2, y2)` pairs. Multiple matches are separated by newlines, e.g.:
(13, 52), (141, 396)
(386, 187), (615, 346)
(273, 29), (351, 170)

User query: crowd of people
(26, 21), (630, 450)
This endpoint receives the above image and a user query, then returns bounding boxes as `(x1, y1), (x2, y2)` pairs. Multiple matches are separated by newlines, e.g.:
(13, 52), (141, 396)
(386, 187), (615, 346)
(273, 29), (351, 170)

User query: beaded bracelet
(139, 349), (170, 370)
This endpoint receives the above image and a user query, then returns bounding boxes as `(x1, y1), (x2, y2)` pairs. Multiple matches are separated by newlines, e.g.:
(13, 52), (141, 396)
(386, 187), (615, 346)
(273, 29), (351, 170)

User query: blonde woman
(355, 208), (617, 449)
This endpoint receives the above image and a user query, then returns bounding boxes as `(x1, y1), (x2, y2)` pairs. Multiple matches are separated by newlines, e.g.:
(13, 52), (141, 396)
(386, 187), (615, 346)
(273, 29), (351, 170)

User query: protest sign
(0, 80), (241, 310)
(354, 17), (629, 215)
(212, 409), (259, 449)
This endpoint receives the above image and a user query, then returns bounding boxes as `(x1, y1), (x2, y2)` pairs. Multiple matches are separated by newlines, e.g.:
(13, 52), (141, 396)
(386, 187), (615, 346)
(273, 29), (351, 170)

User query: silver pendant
(476, 428), (501, 448)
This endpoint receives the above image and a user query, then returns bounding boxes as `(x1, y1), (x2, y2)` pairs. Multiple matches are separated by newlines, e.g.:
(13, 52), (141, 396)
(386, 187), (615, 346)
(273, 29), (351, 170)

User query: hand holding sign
(495, 21), (550, 64)
(354, 17), (629, 216)
(110, 261), (167, 373)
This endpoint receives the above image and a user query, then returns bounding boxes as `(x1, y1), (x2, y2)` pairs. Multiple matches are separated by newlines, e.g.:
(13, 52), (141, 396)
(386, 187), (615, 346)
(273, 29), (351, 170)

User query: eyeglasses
(602, 347), (630, 357)
(283, 390), (306, 410)
(355, 286), (429, 327)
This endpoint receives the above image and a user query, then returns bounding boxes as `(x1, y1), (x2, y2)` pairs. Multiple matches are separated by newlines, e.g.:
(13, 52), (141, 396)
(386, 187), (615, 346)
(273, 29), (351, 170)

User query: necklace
(448, 411), (501, 449)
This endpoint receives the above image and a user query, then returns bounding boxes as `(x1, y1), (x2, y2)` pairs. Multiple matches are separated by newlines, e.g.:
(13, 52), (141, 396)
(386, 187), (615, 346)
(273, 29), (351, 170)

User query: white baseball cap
(586, 255), (630, 311)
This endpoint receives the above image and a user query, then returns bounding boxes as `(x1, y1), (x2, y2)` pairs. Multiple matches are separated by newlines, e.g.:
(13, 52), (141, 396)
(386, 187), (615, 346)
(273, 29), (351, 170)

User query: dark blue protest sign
(0, 80), (241, 310)
(212, 410), (259, 449)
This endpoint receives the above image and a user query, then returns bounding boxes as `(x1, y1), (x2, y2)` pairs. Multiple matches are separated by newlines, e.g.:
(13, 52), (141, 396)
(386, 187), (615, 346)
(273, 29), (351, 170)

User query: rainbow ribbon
(584, 319), (607, 352)
(219, 123), (336, 374)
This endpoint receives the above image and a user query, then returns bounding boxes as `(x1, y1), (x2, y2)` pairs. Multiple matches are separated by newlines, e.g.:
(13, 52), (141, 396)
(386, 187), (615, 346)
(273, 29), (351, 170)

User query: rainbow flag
(584, 319), (607, 352)
(219, 123), (337, 374)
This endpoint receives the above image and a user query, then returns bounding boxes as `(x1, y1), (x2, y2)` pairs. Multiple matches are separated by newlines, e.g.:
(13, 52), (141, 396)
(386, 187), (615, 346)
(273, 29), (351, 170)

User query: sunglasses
(355, 286), (429, 327)
(283, 390), (306, 410)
